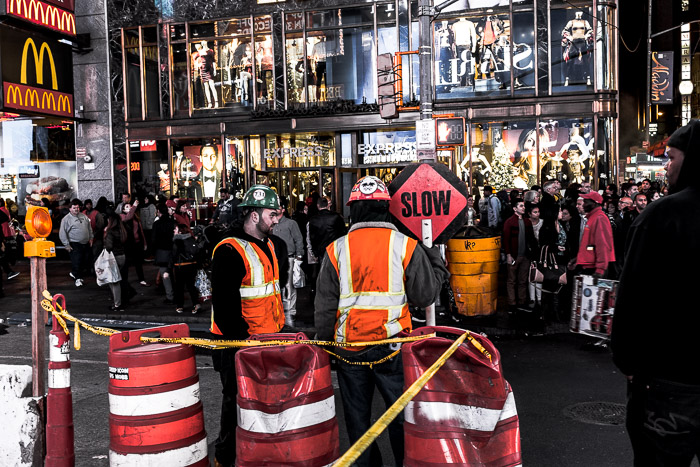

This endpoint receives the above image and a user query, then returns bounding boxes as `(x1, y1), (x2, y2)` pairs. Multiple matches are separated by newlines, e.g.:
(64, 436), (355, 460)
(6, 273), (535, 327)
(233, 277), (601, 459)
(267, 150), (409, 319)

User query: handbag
(95, 249), (121, 286)
(292, 258), (306, 288)
(530, 246), (567, 290)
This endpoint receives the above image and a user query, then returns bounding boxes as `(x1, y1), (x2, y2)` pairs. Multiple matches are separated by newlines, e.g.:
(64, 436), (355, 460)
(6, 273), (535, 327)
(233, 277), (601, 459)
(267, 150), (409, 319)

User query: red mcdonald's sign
(3, 82), (73, 117)
(4, 0), (76, 36)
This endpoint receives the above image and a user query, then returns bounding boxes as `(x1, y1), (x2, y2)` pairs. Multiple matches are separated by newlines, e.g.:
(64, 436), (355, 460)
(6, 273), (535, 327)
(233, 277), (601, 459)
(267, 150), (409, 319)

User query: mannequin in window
(435, 20), (456, 92)
(232, 42), (253, 105)
(493, 35), (511, 90)
(173, 150), (185, 185)
(559, 135), (590, 184)
(256, 36), (274, 103)
(194, 41), (218, 108)
(158, 163), (171, 196)
(452, 17), (477, 87)
(561, 11), (593, 86)
(295, 56), (317, 103)
(311, 36), (327, 101)
(478, 16), (502, 80)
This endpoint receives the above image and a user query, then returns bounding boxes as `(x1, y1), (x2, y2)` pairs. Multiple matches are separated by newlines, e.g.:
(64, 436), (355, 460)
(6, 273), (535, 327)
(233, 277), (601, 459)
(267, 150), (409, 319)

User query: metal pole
(31, 257), (47, 397)
(645, 0), (652, 145)
(422, 219), (436, 326)
(418, 0), (433, 122)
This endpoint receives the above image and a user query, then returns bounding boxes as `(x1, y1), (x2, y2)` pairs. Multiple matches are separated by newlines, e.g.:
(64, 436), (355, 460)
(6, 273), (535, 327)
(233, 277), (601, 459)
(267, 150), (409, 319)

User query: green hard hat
(239, 185), (280, 209)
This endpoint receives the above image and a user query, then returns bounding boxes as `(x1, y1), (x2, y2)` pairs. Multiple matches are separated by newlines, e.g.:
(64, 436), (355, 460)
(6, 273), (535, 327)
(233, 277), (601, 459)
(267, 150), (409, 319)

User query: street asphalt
(0, 257), (643, 465)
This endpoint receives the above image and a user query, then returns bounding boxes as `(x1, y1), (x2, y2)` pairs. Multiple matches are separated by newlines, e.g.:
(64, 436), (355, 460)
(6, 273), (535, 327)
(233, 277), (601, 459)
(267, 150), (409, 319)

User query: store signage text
(5, 0), (76, 36)
(359, 142), (417, 164)
(235, 16), (272, 35)
(436, 42), (533, 87)
(264, 146), (324, 159)
(651, 52), (673, 104)
(1, 29), (74, 118)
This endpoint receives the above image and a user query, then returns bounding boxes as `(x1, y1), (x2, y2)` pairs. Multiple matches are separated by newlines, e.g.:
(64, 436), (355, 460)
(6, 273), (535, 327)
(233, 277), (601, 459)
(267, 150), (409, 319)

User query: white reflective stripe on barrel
(109, 435), (208, 466)
(404, 391), (517, 432)
(49, 334), (70, 362)
(238, 395), (335, 434)
(108, 381), (201, 416)
(48, 368), (70, 389)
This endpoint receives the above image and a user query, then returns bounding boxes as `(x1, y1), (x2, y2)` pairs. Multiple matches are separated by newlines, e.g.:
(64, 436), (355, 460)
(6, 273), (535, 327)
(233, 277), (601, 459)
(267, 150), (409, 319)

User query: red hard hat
(346, 176), (391, 205)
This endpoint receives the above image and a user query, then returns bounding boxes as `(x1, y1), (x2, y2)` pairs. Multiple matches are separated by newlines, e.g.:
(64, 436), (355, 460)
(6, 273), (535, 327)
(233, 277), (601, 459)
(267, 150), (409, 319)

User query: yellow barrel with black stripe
(446, 236), (501, 316)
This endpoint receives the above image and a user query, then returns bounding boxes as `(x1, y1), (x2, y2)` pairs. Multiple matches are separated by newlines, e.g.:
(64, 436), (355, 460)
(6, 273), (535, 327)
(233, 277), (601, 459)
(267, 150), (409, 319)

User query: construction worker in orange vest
(210, 184), (286, 467)
(315, 175), (449, 467)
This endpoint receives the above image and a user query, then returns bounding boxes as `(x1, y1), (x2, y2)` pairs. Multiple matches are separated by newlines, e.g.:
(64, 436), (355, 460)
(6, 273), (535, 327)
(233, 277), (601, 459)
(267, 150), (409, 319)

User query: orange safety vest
(210, 237), (284, 336)
(326, 227), (417, 345)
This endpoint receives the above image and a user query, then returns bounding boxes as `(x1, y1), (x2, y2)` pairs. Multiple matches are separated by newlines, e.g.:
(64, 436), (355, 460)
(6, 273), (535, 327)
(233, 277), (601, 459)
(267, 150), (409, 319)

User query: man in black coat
(612, 119), (700, 466)
(307, 197), (346, 296)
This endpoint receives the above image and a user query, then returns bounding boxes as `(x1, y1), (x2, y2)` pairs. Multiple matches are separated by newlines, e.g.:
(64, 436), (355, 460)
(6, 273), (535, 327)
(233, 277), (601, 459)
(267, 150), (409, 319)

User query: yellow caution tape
(332, 331), (469, 467)
(39, 290), (493, 363)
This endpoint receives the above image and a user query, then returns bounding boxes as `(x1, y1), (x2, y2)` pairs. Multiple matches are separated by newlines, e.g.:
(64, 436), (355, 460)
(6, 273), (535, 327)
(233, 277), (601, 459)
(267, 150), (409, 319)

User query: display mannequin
(435, 20), (456, 91)
(561, 11), (593, 86)
(311, 36), (327, 101)
(193, 41), (218, 108)
(478, 16), (502, 79)
(558, 134), (590, 184)
(452, 17), (477, 86)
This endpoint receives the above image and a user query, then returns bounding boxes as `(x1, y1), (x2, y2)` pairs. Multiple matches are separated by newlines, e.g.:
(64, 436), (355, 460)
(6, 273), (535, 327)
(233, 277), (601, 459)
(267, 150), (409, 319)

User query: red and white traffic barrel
(46, 309), (75, 467)
(107, 324), (208, 466)
(235, 332), (339, 466)
(402, 326), (522, 466)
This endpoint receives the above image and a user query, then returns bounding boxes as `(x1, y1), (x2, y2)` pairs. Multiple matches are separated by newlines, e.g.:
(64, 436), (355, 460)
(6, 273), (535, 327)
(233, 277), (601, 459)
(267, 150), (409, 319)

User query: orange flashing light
(24, 207), (56, 258)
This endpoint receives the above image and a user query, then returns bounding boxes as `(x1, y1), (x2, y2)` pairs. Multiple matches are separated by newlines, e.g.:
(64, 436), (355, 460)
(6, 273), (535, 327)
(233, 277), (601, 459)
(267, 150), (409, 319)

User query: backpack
(179, 236), (202, 263)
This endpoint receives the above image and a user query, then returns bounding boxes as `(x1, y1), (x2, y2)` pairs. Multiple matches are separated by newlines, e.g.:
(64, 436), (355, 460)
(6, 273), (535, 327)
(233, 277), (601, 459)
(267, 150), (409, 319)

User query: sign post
(389, 163), (469, 323)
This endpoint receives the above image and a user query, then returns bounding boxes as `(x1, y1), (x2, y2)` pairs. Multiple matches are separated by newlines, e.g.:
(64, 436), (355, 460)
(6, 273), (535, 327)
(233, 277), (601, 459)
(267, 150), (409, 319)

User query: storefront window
(124, 28), (142, 120)
(2, 119), (76, 215)
(440, 0), (530, 14)
(190, 39), (221, 110)
(512, 11), (536, 95)
(264, 133), (336, 169)
(434, 13), (512, 100)
(596, 4), (616, 91)
(541, 118), (594, 187)
(128, 139), (169, 198)
(286, 32), (307, 105)
(551, 7), (594, 91)
(171, 42), (190, 117)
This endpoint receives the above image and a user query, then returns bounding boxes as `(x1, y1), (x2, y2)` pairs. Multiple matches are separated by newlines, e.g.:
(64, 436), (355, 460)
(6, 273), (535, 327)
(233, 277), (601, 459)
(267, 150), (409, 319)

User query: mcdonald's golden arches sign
(1, 0), (76, 37)
(1, 25), (73, 118)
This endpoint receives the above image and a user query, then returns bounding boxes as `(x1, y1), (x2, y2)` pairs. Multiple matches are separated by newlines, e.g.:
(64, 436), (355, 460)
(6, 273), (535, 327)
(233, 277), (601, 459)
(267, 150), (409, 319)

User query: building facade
(108, 0), (618, 220)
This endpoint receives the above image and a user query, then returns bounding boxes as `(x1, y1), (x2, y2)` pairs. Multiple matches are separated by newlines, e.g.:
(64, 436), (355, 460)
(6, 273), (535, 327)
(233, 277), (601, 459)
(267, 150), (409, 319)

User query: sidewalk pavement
(0, 256), (569, 337)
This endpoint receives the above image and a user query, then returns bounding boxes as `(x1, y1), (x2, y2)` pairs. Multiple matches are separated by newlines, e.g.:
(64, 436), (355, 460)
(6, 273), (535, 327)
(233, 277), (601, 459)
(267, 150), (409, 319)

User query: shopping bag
(95, 249), (121, 286)
(292, 258), (306, 288)
(195, 269), (212, 302)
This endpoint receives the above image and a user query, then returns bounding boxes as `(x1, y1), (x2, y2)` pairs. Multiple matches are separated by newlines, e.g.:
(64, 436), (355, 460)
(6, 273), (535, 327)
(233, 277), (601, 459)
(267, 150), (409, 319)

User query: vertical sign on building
(650, 52), (673, 104)
(681, 23), (692, 125)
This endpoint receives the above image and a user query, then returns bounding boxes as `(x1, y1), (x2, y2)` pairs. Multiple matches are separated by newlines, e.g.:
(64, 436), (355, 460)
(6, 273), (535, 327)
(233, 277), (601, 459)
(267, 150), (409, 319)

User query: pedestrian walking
(271, 206), (304, 325)
(211, 187), (239, 226)
(172, 223), (201, 314)
(140, 195), (157, 258)
(152, 202), (176, 304)
(210, 184), (286, 467)
(502, 197), (537, 313)
(0, 199), (18, 280)
(103, 213), (127, 312)
(314, 175), (448, 467)
(612, 120), (700, 466)
(59, 199), (93, 287)
(120, 200), (149, 289)
(307, 196), (346, 298)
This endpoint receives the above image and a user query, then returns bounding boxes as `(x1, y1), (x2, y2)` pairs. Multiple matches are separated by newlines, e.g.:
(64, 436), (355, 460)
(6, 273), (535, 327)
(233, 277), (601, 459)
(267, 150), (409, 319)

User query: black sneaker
(411, 308), (427, 324)
(7, 272), (19, 280)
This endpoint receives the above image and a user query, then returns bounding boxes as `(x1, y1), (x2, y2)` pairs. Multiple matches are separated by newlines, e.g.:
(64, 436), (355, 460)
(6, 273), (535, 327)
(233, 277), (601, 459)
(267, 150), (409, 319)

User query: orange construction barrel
(107, 324), (208, 466)
(446, 236), (501, 316)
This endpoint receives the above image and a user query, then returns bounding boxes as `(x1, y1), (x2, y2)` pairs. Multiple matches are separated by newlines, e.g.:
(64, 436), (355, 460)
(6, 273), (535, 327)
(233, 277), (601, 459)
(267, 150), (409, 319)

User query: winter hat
(667, 119), (700, 193)
(580, 192), (603, 204)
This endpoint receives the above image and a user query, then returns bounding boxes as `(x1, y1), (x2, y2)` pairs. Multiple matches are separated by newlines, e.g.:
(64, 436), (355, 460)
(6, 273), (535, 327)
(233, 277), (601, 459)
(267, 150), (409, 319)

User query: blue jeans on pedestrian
(69, 241), (89, 280)
(628, 377), (700, 466)
(336, 344), (404, 467)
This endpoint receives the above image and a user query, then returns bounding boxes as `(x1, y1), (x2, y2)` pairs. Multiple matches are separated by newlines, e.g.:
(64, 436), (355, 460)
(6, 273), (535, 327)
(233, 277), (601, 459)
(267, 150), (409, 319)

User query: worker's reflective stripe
(48, 368), (70, 389)
(335, 236), (353, 297)
(240, 280), (280, 299)
(404, 391), (518, 432)
(109, 436), (208, 466)
(338, 293), (406, 309)
(108, 381), (201, 416)
(49, 334), (69, 362)
(390, 233), (409, 293)
(238, 395), (336, 434)
(231, 238), (264, 286)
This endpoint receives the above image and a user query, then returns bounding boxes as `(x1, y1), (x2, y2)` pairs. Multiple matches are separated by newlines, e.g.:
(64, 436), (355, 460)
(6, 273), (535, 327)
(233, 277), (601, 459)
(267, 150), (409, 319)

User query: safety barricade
(235, 332), (340, 466)
(107, 324), (208, 466)
(402, 326), (522, 466)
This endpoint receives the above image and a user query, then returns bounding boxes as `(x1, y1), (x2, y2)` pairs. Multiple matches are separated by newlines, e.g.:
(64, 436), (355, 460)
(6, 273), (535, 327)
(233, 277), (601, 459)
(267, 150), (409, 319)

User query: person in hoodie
(612, 119), (700, 466)
(171, 223), (201, 314)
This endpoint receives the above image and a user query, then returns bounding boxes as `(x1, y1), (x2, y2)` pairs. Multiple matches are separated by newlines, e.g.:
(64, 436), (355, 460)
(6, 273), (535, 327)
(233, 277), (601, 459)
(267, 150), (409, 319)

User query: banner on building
(651, 51), (674, 105)
(0, 25), (74, 118)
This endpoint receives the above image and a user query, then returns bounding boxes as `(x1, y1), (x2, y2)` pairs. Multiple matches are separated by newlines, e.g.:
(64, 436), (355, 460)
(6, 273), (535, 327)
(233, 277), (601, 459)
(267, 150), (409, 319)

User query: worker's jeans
(212, 348), (238, 467)
(336, 344), (404, 467)
(627, 377), (700, 466)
